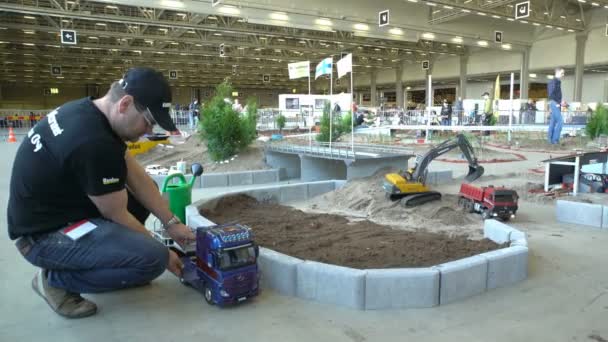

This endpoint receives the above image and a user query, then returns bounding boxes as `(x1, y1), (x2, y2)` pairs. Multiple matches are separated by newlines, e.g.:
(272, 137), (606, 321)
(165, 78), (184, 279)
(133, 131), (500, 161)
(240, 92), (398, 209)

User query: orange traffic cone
(8, 127), (17, 143)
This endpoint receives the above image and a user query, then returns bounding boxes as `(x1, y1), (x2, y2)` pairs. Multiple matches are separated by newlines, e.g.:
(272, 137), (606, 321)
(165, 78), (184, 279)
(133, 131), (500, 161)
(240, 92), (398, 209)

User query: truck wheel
(467, 200), (475, 213)
(457, 197), (464, 207)
(203, 283), (214, 305)
(481, 210), (490, 220)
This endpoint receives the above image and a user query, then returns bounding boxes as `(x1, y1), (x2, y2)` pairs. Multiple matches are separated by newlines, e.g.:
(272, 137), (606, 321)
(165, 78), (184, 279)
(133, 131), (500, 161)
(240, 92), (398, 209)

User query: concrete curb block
(184, 181), (529, 310)
(484, 219), (516, 243)
(435, 255), (488, 305)
(365, 268), (439, 309)
(307, 182), (336, 199)
(556, 200), (603, 228)
(296, 261), (366, 310)
(280, 183), (309, 203)
(479, 246), (528, 290)
(228, 172), (253, 186)
(201, 173), (228, 188)
(197, 169), (282, 189)
(258, 248), (303, 297)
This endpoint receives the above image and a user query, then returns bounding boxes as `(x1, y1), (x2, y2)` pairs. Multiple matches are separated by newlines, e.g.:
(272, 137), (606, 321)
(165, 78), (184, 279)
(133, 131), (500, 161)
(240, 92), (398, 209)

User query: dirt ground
(134, 135), (270, 173)
(201, 194), (505, 269)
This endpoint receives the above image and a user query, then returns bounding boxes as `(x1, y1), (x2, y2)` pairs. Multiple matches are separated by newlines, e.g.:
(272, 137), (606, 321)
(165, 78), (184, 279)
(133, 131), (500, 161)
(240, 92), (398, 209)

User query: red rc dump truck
(458, 183), (519, 221)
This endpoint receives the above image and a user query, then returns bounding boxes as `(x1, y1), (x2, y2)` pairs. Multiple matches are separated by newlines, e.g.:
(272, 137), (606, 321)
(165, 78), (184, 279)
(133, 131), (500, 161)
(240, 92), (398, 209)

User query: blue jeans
(548, 100), (563, 144)
(17, 194), (169, 294)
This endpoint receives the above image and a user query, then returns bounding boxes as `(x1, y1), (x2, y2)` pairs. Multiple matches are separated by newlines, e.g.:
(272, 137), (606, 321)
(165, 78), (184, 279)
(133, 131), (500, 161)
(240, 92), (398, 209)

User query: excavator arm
(384, 133), (484, 207)
(410, 133), (484, 184)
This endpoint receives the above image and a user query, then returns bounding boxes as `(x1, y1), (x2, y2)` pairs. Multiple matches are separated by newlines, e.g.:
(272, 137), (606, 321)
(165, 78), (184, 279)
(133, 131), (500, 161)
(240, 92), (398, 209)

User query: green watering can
(161, 163), (204, 223)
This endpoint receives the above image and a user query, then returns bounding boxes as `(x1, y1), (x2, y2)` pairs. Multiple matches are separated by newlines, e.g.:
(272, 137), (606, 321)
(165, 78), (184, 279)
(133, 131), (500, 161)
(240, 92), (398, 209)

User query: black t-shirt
(7, 97), (127, 240)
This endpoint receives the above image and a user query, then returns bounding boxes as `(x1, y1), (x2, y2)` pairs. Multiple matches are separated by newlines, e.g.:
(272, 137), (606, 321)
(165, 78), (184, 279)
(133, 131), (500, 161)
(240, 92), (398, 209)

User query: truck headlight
(511, 214), (515, 218)
(220, 289), (229, 297)
(492, 213), (498, 216)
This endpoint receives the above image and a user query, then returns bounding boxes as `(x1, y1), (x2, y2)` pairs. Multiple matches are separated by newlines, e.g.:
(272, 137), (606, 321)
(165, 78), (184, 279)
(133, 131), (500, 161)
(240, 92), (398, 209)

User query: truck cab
(155, 223), (260, 306)
(485, 187), (519, 221)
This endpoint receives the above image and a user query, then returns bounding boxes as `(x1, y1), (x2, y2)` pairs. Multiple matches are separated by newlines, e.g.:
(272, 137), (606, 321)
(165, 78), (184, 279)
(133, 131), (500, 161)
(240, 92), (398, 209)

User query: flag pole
(351, 65), (354, 157)
(308, 68), (311, 95)
(329, 60), (333, 151)
(330, 60), (333, 96)
(309, 65), (312, 147)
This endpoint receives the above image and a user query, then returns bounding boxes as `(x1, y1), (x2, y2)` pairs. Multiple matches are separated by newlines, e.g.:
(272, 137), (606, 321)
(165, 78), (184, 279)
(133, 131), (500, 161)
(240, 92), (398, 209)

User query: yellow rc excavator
(383, 133), (484, 207)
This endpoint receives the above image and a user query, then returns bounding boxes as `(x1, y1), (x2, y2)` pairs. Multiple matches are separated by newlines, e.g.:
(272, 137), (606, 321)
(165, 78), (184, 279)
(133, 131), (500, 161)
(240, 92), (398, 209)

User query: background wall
(0, 85), (283, 110)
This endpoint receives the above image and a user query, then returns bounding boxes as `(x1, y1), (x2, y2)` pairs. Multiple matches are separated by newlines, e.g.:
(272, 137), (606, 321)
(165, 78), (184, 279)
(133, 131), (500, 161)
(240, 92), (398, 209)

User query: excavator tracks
(399, 191), (442, 208)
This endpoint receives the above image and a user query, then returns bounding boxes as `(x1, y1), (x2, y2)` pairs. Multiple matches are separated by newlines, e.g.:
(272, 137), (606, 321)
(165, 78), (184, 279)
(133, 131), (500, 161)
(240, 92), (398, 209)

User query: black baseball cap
(118, 67), (177, 132)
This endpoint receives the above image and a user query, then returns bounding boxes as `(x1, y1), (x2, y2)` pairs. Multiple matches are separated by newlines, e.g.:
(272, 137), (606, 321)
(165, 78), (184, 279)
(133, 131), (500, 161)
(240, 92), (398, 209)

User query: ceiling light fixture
(354, 23), (369, 31)
(452, 36), (463, 43)
(218, 6), (240, 15)
(389, 28), (404, 35)
(315, 18), (332, 26)
(270, 12), (289, 21)
(421, 32), (435, 39)
(477, 40), (488, 47)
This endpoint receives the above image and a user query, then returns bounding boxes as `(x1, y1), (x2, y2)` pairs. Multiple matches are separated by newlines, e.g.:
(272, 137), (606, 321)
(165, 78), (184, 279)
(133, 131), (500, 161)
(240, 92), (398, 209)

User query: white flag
(288, 61), (310, 79)
(337, 53), (352, 78)
(315, 57), (333, 79)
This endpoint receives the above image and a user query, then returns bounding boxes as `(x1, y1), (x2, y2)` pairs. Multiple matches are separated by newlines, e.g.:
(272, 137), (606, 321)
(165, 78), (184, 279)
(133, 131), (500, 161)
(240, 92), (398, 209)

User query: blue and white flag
(315, 57), (333, 79)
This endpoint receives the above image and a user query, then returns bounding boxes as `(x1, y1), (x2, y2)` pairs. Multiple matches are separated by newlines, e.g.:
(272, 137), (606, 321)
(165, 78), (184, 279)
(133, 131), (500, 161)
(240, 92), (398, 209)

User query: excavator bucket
(465, 165), (484, 182)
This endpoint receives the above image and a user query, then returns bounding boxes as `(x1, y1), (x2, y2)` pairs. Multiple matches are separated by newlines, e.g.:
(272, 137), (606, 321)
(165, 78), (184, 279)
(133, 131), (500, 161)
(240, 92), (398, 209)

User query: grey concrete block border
(555, 199), (606, 229)
(153, 169), (282, 189)
(184, 183), (529, 310)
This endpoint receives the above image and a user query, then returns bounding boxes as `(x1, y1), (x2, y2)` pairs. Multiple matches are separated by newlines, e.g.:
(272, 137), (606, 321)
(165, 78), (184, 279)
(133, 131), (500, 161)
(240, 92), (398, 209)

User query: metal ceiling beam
(424, 0), (586, 31)
(0, 22), (436, 66)
(0, 2), (465, 55)
(429, 0), (519, 24)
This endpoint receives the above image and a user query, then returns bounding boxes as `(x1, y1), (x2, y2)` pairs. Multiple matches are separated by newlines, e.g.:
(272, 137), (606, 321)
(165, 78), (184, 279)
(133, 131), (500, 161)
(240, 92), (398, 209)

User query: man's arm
(88, 189), (150, 235)
(123, 151), (174, 226)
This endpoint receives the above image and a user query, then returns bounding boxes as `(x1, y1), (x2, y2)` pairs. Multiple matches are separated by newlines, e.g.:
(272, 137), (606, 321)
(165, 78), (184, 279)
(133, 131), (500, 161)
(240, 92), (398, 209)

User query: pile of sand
(299, 168), (484, 239)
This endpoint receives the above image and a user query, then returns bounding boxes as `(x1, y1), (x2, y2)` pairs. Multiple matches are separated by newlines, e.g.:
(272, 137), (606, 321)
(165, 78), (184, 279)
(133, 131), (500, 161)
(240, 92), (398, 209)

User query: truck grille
(224, 272), (256, 295)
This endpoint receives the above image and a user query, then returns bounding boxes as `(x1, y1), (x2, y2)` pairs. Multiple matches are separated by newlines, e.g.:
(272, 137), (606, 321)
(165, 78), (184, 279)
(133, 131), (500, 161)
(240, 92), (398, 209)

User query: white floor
(1, 141), (608, 342)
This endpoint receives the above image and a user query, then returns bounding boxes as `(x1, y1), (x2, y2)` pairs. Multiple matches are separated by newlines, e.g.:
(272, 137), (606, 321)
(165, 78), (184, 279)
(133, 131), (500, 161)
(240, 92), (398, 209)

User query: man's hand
(166, 223), (196, 247)
(167, 249), (184, 277)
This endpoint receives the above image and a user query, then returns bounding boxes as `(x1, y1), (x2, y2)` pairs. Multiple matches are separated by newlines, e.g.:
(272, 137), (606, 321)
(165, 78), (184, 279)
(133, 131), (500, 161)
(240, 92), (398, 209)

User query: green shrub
(199, 81), (256, 161)
(340, 111), (353, 134)
(586, 104), (608, 140)
(243, 96), (258, 142)
(276, 114), (286, 133)
(316, 101), (340, 142)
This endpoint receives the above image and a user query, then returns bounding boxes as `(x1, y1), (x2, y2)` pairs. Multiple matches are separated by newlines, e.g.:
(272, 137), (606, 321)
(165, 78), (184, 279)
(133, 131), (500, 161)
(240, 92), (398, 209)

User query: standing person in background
(481, 92), (492, 135)
(440, 99), (452, 126)
(453, 97), (463, 123)
(547, 68), (565, 144)
(188, 99), (200, 130)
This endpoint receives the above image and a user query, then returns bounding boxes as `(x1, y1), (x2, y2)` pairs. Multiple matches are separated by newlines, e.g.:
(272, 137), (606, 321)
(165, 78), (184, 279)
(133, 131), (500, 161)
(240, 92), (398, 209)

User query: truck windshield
(494, 194), (514, 203)
(218, 245), (256, 270)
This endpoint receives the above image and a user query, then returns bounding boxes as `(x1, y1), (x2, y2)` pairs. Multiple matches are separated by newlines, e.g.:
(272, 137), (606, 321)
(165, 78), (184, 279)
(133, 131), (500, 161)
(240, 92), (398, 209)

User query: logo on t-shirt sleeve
(102, 177), (120, 185)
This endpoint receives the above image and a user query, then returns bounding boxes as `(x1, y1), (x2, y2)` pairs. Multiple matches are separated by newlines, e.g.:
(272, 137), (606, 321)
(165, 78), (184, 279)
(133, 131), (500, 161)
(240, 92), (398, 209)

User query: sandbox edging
(184, 184), (528, 310)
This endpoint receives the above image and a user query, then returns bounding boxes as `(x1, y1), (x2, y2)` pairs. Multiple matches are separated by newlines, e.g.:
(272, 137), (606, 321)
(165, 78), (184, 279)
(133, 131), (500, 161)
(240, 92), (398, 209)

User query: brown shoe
(32, 269), (97, 319)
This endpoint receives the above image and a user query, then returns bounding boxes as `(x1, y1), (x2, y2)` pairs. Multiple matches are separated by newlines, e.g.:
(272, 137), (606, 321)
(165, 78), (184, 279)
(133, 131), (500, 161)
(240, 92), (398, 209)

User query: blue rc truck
(154, 223), (260, 306)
